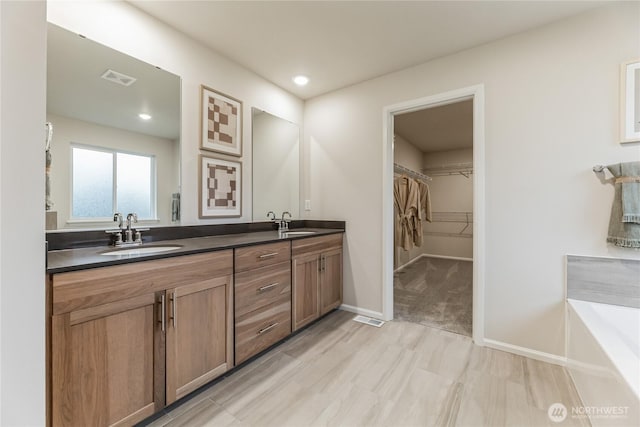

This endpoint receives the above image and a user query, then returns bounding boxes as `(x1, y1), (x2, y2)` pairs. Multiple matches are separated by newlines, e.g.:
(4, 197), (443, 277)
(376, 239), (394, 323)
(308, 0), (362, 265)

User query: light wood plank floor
(142, 310), (589, 427)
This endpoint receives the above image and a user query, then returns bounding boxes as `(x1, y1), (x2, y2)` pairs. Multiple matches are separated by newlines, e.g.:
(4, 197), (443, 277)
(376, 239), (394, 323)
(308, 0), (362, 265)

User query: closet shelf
(426, 211), (473, 237)
(394, 163), (432, 182)
(430, 211), (473, 223)
(424, 231), (473, 239)
(422, 162), (473, 178)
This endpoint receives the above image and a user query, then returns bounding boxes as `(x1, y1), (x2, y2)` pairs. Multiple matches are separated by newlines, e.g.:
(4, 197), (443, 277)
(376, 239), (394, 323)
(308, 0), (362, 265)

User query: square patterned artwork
(201, 86), (242, 156)
(199, 156), (241, 218)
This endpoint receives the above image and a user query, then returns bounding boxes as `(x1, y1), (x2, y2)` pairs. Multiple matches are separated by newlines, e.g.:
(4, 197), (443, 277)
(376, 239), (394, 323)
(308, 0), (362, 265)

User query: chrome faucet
(125, 213), (138, 243)
(267, 211), (276, 221)
(106, 212), (147, 246)
(280, 211), (292, 231)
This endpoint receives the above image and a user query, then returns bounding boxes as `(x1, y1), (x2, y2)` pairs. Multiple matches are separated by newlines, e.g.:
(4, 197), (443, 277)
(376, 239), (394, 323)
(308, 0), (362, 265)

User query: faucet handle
(113, 213), (123, 229)
(105, 229), (124, 246)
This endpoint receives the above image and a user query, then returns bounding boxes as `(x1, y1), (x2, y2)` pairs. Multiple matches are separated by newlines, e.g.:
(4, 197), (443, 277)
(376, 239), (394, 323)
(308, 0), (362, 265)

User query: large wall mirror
(252, 108), (300, 221)
(46, 23), (181, 231)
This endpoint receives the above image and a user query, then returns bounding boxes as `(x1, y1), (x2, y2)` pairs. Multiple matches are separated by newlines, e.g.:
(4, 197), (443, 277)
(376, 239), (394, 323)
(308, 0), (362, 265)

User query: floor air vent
(352, 315), (385, 327)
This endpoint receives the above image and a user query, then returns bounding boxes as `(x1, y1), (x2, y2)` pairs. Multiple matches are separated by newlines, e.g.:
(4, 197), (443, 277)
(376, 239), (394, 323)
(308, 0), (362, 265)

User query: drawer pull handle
(258, 252), (278, 259)
(257, 322), (279, 335)
(258, 283), (279, 292)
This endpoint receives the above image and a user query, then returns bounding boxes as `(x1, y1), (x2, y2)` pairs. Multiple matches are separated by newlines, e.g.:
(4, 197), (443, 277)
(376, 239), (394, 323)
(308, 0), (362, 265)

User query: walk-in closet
(392, 99), (474, 336)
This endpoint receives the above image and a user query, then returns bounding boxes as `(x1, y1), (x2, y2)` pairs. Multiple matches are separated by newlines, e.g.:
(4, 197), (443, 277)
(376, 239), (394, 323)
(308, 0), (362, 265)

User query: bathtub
(567, 299), (639, 426)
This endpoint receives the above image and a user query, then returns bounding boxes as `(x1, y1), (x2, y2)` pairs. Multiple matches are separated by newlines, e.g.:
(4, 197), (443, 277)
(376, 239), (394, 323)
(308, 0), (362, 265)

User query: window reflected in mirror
(46, 23), (181, 231)
(71, 146), (155, 220)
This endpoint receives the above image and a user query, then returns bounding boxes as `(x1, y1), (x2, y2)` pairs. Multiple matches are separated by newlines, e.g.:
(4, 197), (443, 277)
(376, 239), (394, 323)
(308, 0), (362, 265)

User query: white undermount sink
(281, 231), (317, 236)
(100, 245), (183, 256)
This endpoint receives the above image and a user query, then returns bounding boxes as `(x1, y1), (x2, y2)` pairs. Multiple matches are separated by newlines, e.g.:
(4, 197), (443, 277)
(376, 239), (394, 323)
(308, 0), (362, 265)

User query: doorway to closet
(391, 97), (474, 337)
(383, 85), (484, 345)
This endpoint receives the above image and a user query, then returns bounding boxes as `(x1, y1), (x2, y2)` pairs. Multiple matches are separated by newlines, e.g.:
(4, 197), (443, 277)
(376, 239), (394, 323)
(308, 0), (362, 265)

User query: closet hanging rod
(394, 163), (432, 181)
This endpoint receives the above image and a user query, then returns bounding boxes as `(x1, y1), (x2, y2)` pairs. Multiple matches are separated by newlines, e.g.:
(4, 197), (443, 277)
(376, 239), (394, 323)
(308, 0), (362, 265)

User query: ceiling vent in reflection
(101, 69), (137, 86)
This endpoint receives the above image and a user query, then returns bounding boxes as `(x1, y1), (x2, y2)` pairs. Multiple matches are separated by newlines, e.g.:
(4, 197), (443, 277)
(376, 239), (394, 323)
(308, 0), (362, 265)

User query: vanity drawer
(235, 261), (291, 318)
(235, 296), (291, 365)
(51, 250), (233, 315)
(234, 241), (290, 272)
(292, 233), (343, 256)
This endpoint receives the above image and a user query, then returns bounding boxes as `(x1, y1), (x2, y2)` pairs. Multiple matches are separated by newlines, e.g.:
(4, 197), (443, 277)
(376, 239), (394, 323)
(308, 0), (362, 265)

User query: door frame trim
(381, 84), (486, 345)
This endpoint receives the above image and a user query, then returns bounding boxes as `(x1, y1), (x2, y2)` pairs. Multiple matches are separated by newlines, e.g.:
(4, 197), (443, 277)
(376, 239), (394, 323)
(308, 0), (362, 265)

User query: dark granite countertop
(47, 228), (344, 274)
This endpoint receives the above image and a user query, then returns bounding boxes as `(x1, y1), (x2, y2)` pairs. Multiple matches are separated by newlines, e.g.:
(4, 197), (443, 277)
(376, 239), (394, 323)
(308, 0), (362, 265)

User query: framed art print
(201, 85), (242, 156)
(620, 59), (640, 144)
(199, 155), (241, 218)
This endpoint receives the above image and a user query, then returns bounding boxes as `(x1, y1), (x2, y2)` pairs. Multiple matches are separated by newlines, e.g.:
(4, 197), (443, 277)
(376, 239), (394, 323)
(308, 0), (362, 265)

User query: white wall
(393, 134), (423, 172)
(47, 0), (304, 225)
(304, 3), (640, 357)
(423, 148), (473, 259)
(0, 1), (46, 425)
(47, 113), (179, 229)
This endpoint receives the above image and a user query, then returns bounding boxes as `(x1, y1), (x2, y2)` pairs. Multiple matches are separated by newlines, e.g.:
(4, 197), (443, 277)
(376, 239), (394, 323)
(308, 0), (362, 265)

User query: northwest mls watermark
(548, 403), (629, 423)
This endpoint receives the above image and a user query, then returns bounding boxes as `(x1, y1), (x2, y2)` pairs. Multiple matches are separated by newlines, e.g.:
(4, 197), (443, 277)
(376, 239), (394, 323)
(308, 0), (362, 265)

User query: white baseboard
(394, 254), (425, 272)
(423, 253), (473, 262)
(340, 309), (566, 366)
(483, 338), (567, 366)
(339, 304), (384, 320)
(394, 253), (473, 273)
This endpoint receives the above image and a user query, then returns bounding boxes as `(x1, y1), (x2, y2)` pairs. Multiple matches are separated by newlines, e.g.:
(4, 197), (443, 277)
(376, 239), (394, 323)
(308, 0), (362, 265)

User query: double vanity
(44, 19), (324, 427)
(46, 223), (344, 427)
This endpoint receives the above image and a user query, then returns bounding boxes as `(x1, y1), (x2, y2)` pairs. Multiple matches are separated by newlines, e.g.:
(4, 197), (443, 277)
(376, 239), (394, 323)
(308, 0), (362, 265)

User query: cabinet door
(165, 274), (233, 404)
(51, 292), (164, 427)
(320, 247), (343, 315)
(292, 252), (320, 331)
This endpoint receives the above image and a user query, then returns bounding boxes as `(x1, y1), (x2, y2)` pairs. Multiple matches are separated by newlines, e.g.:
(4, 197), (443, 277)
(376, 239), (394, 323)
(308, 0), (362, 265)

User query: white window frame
(69, 144), (158, 223)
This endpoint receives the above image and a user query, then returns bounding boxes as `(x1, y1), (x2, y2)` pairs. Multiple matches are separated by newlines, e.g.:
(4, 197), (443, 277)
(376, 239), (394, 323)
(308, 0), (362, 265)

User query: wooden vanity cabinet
(48, 233), (344, 426)
(49, 250), (233, 427)
(164, 264), (234, 404)
(234, 241), (292, 365)
(291, 252), (320, 330)
(319, 245), (343, 315)
(51, 291), (163, 427)
(292, 234), (343, 331)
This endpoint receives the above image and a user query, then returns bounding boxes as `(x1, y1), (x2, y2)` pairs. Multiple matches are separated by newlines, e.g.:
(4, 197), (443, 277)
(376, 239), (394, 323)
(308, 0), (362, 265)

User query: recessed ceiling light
(138, 113), (152, 120)
(293, 75), (309, 86)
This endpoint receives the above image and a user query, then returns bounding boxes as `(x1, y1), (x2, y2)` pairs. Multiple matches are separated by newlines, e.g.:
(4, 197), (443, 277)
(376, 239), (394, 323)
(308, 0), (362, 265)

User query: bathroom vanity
(46, 225), (344, 427)
(44, 21), (326, 426)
